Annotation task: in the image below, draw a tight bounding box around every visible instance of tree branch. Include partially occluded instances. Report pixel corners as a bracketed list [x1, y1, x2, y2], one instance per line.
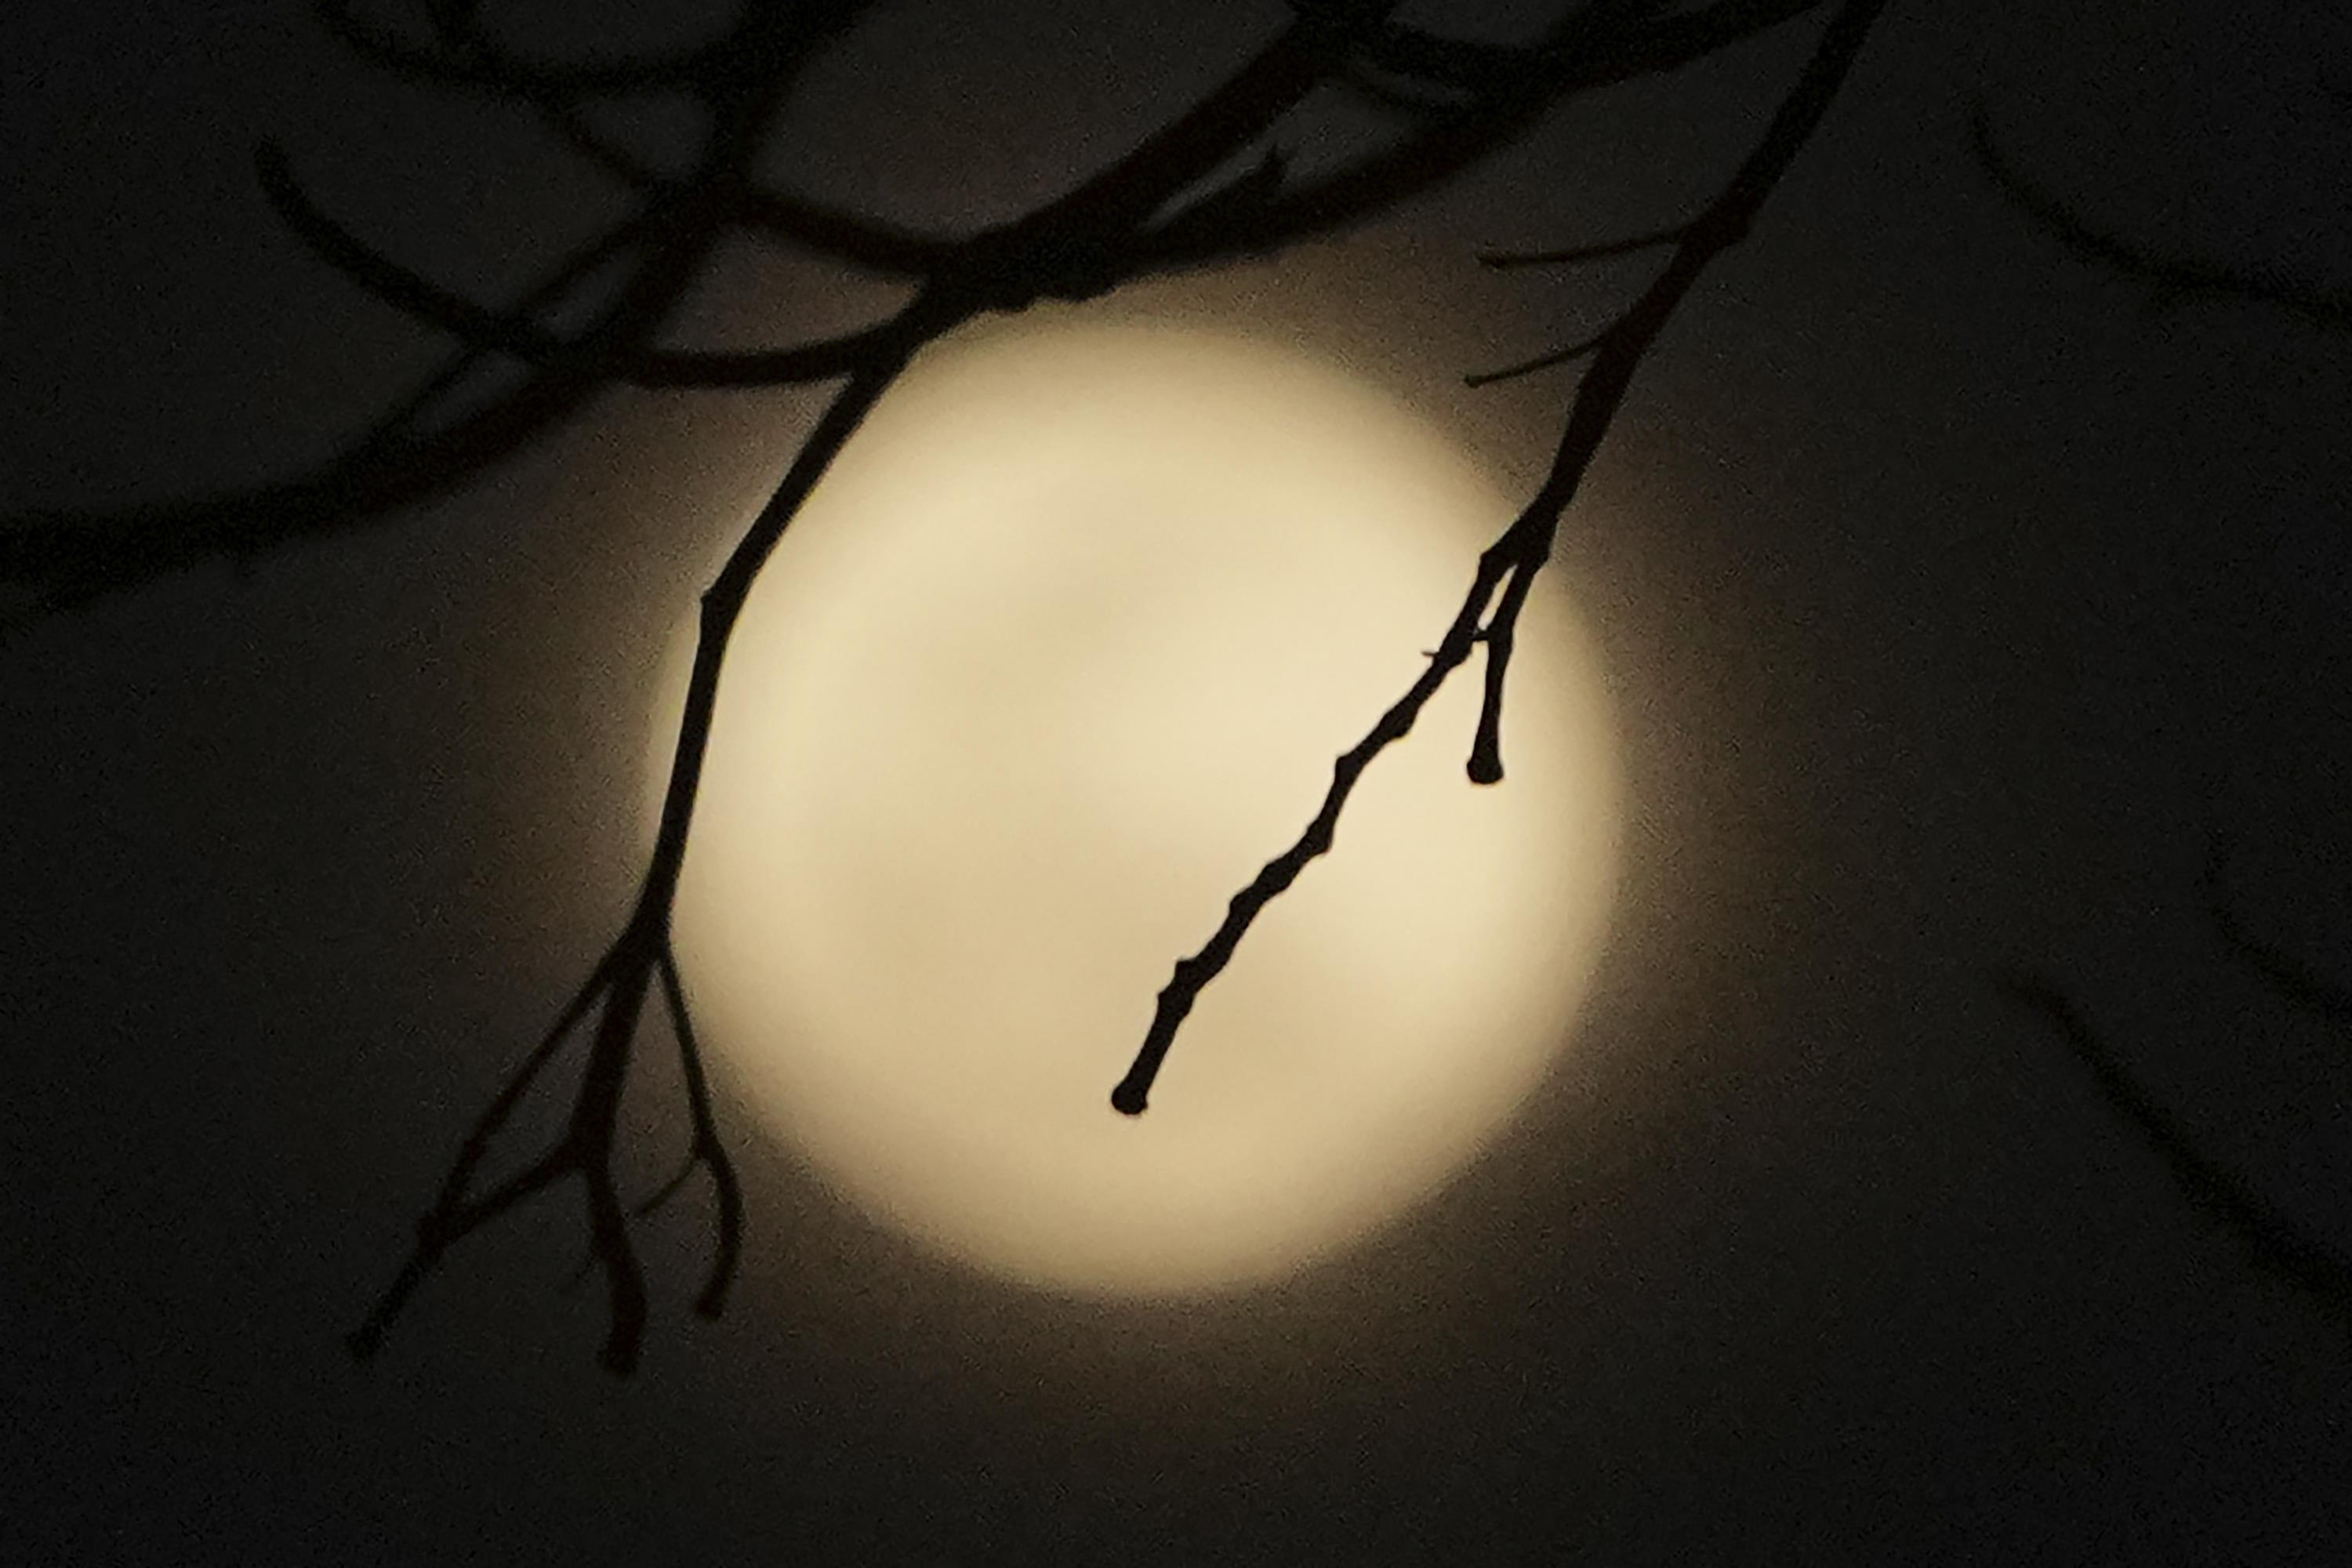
[657, 947, 744, 1318]
[1134, 1, 1826, 273]
[537, 101, 958, 278]
[1972, 105, 2352, 332]
[1479, 223, 1693, 269]
[256, 142, 914, 387]
[311, 0, 729, 100]
[1464, 324, 1616, 387]
[1113, 0, 1893, 1112]
[2000, 973, 2352, 1323]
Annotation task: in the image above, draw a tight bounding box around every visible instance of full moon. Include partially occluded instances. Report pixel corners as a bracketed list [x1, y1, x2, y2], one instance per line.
[663, 318, 1621, 1296]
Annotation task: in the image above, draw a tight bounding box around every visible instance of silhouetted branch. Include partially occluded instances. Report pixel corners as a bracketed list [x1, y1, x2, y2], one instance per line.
[2000, 973, 2352, 1323]
[314, 0, 725, 100]
[656, 948, 743, 1316]
[258, 142, 917, 387]
[1330, 0, 1818, 97]
[0, 3, 924, 615]
[540, 103, 956, 277]
[1135, 1, 1827, 274]
[1464, 324, 1616, 387]
[1113, 0, 1892, 1112]
[0, 0, 1827, 614]
[554, 955, 740, 1309]
[1109, 528, 1538, 1115]
[1480, 223, 1693, 268]
[1972, 106, 2352, 332]
[349, 943, 632, 1367]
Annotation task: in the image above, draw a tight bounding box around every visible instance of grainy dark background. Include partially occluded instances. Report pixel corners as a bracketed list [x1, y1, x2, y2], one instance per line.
[5, 2, 2350, 1559]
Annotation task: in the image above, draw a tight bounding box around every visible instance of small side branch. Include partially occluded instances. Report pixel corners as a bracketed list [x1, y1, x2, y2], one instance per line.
[1464, 325, 1614, 387]
[538, 103, 956, 278]
[655, 949, 743, 1317]
[1479, 223, 1693, 269]
[257, 143, 913, 388]
[348, 931, 732, 1374]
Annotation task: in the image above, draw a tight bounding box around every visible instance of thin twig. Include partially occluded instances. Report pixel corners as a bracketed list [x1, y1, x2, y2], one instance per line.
[659, 946, 744, 1317]
[2000, 972, 2352, 1323]
[256, 142, 912, 387]
[1479, 223, 1693, 268]
[1972, 104, 2352, 332]
[1463, 324, 1615, 387]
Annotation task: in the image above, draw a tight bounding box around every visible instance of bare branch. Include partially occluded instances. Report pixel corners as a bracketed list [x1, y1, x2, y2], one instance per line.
[1135, 1, 1828, 272]
[539, 102, 957, 278]
[659, 948, 743, 1317]
[1464, 324, 1615, 386]
[1331, 1, 1817, 97]
[2000, 973, 2352, 1323]
[312, 0, 727, 100]
[256, 142, 911, 388]
[347, 955, 613, 1363]
[1114, 0, 1894, 1112]
[1973, 106, 2352, 332]
[1109, 530, 1534, 1116]
[1480, 223, 1693, 268]
[0, 203, 671, 612]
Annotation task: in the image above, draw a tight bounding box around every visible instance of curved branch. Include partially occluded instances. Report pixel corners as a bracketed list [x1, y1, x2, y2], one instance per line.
[1338, 0, 1820, 98]
[1135, 1, 1825, 271]
[312, 0, 725, 101]
[1973, 106, 2352, 332]
[1464, 323, 1615, 386]
[0, 354, 605, 612]
[2001, 973, 2352, 1323]
[1480, 223, 1693, 268]
[256, 141, 621, 365]
[257, 142, 914, 387]
[657, 949, 743, 1317]
[1301, 1, 1818, 98]
[539, 102, 956, 277]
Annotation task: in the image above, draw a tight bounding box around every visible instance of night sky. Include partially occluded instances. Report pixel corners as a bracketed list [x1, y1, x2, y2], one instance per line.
[7, 2, 2352, 1560]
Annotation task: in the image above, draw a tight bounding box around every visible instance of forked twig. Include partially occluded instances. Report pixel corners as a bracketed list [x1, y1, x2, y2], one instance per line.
[1114, 0, 1892, 1112]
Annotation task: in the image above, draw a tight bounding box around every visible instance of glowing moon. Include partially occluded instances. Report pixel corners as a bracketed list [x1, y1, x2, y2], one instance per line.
[665, 318, 1620, 1295]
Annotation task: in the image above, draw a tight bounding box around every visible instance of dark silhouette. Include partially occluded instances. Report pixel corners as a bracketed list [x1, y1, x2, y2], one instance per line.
[1, 0, 1890, 1372]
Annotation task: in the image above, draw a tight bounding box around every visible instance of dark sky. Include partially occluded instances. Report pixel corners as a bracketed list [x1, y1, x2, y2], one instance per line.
[6, 2, 2352, 1560]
